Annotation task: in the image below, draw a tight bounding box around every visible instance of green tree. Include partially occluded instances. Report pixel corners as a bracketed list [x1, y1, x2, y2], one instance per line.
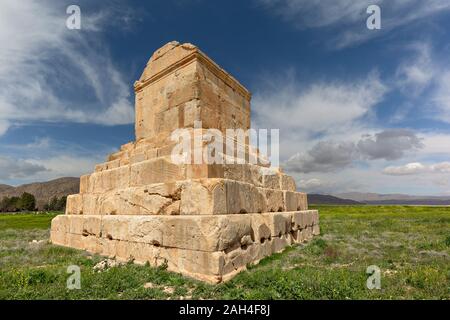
[0, 197, 10, 212]
[18, 192, 36, 211]
[48, 196, 58, 211]
[3, 196, 20, 212]
[56, 196, 67, 211]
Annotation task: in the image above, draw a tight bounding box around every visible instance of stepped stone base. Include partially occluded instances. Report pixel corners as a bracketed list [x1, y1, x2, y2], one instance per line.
[51, 211, 319, 283]
[50, 41, 321, 283]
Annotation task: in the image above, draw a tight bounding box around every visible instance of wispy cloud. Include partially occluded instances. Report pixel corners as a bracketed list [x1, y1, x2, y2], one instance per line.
[252, 71, 386, 138]
[257, 0, 450, 49]
[0, 0, 134, 136]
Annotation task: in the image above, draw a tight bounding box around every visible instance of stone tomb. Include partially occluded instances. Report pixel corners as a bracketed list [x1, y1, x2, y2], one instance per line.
[50, 41, 320, 283]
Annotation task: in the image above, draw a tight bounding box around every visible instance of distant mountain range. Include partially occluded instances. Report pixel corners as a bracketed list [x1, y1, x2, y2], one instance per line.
[307, 194, 362, 205]
[333, 192, 450, 205]
[0, 177, 80, 210]
[1, 177, 449, 208]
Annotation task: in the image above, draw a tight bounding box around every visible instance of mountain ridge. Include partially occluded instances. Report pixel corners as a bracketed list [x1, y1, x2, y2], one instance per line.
[0, 177, 80, 210]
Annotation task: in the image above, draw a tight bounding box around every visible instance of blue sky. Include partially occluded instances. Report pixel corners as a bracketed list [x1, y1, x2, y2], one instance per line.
[1, 0, 450, 195]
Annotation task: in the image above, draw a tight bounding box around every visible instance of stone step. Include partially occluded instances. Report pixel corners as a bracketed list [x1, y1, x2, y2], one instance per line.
[51, 211, 319, 283]
[70, 179, 306, 216]
[84, 158, 296, 194]
[52, 211, 318, 252]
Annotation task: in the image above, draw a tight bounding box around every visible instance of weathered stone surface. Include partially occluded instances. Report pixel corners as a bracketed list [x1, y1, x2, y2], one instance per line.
[51, 41, 320, 283]
[51, 212, 315, 284]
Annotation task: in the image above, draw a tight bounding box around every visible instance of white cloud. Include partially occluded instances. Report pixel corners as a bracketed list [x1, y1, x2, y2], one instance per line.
[396, 43, 434, 94]
[432, 71, 450, 123]
[28, 155, 101, 180]
[382, 162, 427, 175]
[430, 162, 450, 173]
[284, 129, 423, 174]
[258, 0, 450, 49]
[298, 178, 323, 190]
[0, 0, 134, 136]
[393, 43, 450, 124]
[253, 71, 386, 137]
[383, 161, 450, 175]
[357, 129, 424, 160]
[0, 156, 49, 180]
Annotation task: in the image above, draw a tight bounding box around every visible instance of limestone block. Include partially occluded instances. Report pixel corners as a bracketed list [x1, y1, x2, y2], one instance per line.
[130, 157, 183, 186]
[75, 214, 252, 252]
[145, 148, 158, 160]
[121, 142, 135, 153]
[312, 224, 320, 236]
[66, 233, 84, 250]
[284, 192, 308, 211]
[281, 175, 297, 191]
[290, 229, 301, 244]
[163, 248, 224, 281]
[107, 151, 127, 162]
[261, 212, 292, 237]
[226, 180, 266, 214]
[298, 192, 308, 211]
[262, 172, 281, 190]
[284, 191, 298, 211]
[180, 179, 227, 215]
[119, 158, 130, 166]
[50, 229, 66, 246]
[80, 175, 90, 193]
[99, 238, 119, 258]
[82, 194, 100, 215]
[154, 107, 180, 135]
[106, 166, 131, 190]
[81, 235, 103, 254]
[304, 226, 313, 241]
[165, 200, 180, 215]
[130, 153, 146, 165]
[183, 99, 201, 127]
[67, 215, 85, 234]
[272, 234, 292, 253]
[157, 143, 179, 157]
[97, 183, 183, 215]
[305, 211, 314, 227]
[185, 164, 224, 179]
[222, 245, 254, 276]
[139, 41, 197, 83]
[88, 166, 130, 193]
[95, 163, 107, 172]
[292, 211, 307, 230]
[107, 159, 121, 170]
[312, 210, 320, 225]
[50, 215, 69, 245]
[223, 164, 244, 181]
[250, 214, 271, 243]
[298, 229, 307, 243]
[66, 194, 83, 215]
[264, 189, 284, 212]
[242, 164, 263, 187]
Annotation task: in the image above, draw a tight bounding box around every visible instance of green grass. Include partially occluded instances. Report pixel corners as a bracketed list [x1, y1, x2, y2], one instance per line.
[0, 212, 59, 230]
[0, 206, 449, 300]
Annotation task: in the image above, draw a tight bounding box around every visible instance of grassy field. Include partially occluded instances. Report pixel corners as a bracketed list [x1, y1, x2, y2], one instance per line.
[0, 206, 448, 300]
